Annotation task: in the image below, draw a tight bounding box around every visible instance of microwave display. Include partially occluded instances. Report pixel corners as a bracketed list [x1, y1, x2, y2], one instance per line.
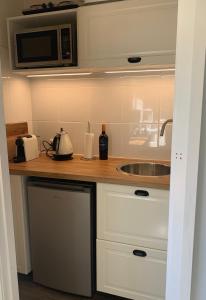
[15, 25, 77, 68]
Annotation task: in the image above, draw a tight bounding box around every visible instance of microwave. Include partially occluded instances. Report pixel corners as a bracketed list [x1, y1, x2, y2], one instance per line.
[15, 24, 77, 68]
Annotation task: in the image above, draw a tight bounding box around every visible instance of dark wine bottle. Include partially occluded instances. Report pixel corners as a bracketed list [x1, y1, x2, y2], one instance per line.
[99, 124, 108, 160]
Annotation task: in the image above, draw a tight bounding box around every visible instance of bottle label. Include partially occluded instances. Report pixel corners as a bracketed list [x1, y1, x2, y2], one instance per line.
[100, 142, 107, 149]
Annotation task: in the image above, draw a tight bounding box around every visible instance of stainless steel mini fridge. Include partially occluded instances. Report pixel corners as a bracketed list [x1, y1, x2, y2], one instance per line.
[27, 177, 96, 297]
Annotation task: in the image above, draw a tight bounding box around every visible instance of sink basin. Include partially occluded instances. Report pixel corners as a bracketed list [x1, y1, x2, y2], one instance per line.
[117, 163, 170, 177]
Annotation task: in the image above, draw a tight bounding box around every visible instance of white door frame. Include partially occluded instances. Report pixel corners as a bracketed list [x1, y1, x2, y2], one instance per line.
[0, 69, 19, 299]
[0, 1, 205, 300]
[166, 0, 206, 299]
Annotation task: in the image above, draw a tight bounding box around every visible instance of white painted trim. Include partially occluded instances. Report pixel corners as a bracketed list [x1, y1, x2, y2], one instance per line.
[191, 58, 206, 300]
[0, 257, 4, 300]
[10, 175, 32, 274]
[0, 61, 19, 299]
[0, 2, 205, 300]
[166, 0, 206, 300]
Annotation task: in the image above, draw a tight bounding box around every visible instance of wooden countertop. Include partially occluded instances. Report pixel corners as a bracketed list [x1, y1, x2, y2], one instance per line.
[9, 154, 170, 190]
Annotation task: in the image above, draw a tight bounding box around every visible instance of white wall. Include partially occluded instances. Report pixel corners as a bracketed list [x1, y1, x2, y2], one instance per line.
[3, 76, 32, 124]
[0, 0, 33, 131]
[0, 69, 19, 300]
[0, 46, 32, 129]
[30, 74, 174, 158]
[0, 46, 33, 131]
[0, 0, 26, 298]
[191, 62, 206, 300]
[0, 0, 23, 47]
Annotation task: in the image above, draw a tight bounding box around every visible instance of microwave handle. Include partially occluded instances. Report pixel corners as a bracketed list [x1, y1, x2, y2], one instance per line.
[57, 28, 62, 64]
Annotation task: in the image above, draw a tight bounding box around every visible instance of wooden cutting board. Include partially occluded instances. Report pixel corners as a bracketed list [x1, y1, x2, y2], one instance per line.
[6, 122, 28, 161]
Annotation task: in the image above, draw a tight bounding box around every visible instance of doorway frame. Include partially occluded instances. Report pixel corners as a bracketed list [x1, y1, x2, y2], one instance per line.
[166, 0, 206, 299]
[0, 74, 19, 299]
[1, 1, 206, 300]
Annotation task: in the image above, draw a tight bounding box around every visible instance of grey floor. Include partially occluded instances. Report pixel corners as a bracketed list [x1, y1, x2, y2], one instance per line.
[18, 274, 127, 300]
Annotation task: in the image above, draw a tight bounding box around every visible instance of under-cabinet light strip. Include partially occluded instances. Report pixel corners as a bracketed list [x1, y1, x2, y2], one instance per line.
[26, 72, 93, 78]
[26, 68, 175, 78]
[104, 68, 176, 74]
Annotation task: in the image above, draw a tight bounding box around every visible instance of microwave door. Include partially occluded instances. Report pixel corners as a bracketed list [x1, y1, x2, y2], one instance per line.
[15, 29, 62, 68]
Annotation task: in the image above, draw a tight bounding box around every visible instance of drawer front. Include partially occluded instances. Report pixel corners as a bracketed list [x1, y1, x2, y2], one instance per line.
[97, 183, 169, 250]
[97, 239, 167, 300]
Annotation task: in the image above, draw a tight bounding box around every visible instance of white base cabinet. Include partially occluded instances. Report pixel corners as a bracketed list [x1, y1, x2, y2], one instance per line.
[10, 175, 31, 274]
[97, 240, 167, 300]
[97, 183, 169, 300]
[78, 0, 178, 68]
[97, 183, 169, 251]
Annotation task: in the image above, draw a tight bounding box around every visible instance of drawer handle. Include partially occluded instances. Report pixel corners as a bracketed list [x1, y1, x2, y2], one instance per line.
[134, 190, 149, 197]
[128, 57, 142, 64]
[133, 250, 147, 257]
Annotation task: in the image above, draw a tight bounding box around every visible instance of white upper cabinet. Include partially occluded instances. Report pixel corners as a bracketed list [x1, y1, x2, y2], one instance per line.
[78, 0, 178, 68]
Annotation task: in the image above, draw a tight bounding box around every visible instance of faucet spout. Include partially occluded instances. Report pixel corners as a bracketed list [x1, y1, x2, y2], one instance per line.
[160, 119, 173, 136]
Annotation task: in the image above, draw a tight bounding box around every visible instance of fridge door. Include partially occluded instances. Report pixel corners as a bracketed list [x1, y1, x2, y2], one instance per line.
[27, 181, 95, 296]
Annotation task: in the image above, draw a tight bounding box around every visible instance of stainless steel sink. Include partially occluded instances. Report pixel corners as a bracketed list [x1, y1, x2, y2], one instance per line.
[117, 162, 170, 177]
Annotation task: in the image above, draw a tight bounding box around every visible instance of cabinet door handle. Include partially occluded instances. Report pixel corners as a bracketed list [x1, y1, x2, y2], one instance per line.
[134, 190, 149, 197]
[133, 249, 147, 257]
[128, 57, 142, 64]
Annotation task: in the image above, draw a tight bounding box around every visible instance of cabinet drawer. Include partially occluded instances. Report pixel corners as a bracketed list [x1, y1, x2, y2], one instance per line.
[97, 183, 169, 250]
[97, 239, 167, 300]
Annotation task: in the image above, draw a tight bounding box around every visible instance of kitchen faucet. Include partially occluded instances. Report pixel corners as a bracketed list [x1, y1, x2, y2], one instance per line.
[160, 119, 173, 136]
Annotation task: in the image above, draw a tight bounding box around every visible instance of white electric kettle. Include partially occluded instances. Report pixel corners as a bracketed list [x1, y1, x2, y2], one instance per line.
[53, 128, 73, 160]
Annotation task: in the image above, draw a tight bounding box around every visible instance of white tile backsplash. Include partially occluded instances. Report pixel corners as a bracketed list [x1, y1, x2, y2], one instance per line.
[159, 75, 175, 123]
[92, 123, 125, 157]
[59, 87, 93, 122]
[122, 77, 161, 124]
[30, 75, 175, 160]
[31, 88, 60, 121]
[33, 121, 60, 144]
[59, 122, 86, 154]
[122, 123, 158, 157]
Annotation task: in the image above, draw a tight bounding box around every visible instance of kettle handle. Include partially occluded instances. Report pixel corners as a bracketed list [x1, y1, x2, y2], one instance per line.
[53, 135, 60, 154]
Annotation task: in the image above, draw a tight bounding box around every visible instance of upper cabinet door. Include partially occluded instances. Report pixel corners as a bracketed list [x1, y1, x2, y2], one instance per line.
[78, 0, 178, 68]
